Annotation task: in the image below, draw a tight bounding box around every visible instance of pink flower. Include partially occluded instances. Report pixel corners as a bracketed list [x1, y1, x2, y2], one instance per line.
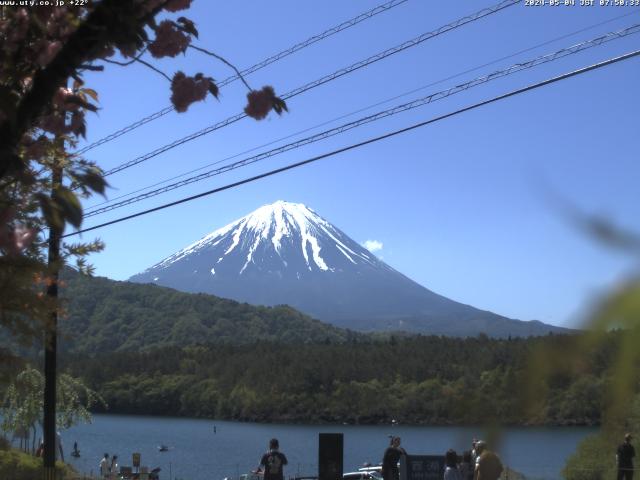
[165, 0, 192, 12]
[39, 114, 66, 135]
[8, 9, 30, 46]
[117, 43, 138, 59]
[53, 87, 73, 109]
[12, 226, 36, 253]
[148, 20, 190, 58]
[170, 71, 210, 112]
[0, 209, 35, 256]
[36, 40, 62, 67]
[136, 0, 165, 14]
[244, 86, 277, 120]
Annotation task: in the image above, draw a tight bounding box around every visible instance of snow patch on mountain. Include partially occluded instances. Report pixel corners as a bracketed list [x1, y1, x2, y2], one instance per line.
[148, 201, 377, 275]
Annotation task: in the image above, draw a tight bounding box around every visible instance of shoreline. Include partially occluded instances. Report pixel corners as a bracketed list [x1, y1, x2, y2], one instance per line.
[86, 410, 601, 428]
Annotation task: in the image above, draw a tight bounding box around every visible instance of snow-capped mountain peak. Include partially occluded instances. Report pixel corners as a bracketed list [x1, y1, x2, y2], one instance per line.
[129, 201, 570, 337]
[149, 200, 379, 277]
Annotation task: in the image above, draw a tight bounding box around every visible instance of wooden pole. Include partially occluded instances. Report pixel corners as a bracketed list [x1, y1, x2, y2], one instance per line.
[43, 165, 62, 480]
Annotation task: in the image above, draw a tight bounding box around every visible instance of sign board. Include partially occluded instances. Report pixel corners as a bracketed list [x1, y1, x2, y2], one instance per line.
[400, 455, 445, 480]
[318, 433, 343, 480]
[132, 452, 141, 468]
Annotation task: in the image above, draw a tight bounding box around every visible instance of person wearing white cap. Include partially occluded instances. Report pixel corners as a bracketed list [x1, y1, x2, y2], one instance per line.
[616, 433, 636, 480]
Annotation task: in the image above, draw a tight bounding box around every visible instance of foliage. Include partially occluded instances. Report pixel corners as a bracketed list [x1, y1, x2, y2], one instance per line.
[529, 215, 640, 478]
[0, 448, 76, 480]
[0, 366, 105, 452]
[0, 0, 287, 352]
[562, 394, 640, 480]
[60, 332, 629, 426]
[54, 269, 356, 351]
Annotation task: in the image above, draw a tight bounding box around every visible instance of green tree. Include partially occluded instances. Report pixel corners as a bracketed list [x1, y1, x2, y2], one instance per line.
[1, 366, 104, 453]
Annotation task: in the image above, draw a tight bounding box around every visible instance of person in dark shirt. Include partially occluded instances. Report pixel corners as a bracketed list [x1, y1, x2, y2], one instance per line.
[382, 436, 407, 480]
[617, 433, 636, 480]
[259, 438, 288, 480]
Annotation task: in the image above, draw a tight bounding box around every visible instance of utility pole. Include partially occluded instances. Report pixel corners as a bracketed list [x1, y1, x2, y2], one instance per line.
[43, 164, 62, 480]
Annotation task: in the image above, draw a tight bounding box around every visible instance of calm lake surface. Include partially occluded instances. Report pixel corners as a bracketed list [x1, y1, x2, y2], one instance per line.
[61, 414, 595, 480]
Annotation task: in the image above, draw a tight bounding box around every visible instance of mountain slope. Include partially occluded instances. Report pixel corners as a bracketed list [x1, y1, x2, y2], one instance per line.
[130, 201, 570, 337]
[59, 270, 355, 353]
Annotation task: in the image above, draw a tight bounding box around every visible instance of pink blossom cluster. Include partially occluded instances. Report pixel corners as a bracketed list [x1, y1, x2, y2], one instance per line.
[136, 0, 192, 14]
[148, 20, 191, 58]
[244, 86, 278, 120]
[36, 41, 63, 67]
[170, 72, 212, 112]
[165, 0, 193, 12]
[0, 209, 36, 256]
[0, 7, 76, 69]
[37, 87, 88, 136]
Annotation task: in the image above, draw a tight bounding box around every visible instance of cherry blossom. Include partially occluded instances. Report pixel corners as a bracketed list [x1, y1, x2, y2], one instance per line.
[170, 72, 210, 112]
[244, 86, 277, 120]
[37, 41, 63, 67]
[148, 21, 191, 58]
[165, 0, 193, 12]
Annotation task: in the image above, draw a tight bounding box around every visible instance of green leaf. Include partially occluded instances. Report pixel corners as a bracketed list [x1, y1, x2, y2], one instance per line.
[78, 169, 108, 196]
[82, 88, 99, 102]
[177, 17, 198, 38]
[272, 97, 288, 115]
[36, 193, 63, 231]
[208, 81, 219, 99]
[56, 187, 83, 228]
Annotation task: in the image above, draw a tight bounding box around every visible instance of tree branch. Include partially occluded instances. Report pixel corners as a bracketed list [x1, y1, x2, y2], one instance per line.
[0, 0, 169, 181]
[135, 58, 171, 82]
[101, 45, 149, 68]
[189, 44, 253, 91]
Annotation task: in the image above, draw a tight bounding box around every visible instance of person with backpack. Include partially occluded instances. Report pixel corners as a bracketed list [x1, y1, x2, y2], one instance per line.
[259, 438, 288, 480]
[473, 441, 503, 480]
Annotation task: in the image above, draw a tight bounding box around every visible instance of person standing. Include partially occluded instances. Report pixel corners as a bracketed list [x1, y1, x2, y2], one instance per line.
[459, 451, 474, 480]
[110, 454, 119, 479]
[382, 436, 407, 480]
[55, 431, 64, 462]
[444, 449, 462, 480]
[259, 438, 288, 480]
[473, 441, 503, 480]
[99, 453, 110, 479]
[617, 433, 636, 480]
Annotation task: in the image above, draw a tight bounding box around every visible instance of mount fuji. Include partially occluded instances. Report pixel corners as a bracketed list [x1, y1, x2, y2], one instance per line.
[129, 201, 569, 337]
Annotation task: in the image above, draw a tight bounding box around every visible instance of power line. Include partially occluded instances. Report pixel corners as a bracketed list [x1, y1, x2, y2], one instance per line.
[72, 0, 410, 156]
[64, 48, 640, 238]
[99, 0, 521, 178]
[83, 9, 640, 213]
[83, 23, 640, 218]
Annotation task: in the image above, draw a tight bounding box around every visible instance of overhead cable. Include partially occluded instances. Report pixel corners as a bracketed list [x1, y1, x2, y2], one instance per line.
[99, 0, 521, 178]
[72, 0, 411, 156]
[82, 9, 640, 212]
[64, 48, 640, 238]
[84, 23, 640, 218]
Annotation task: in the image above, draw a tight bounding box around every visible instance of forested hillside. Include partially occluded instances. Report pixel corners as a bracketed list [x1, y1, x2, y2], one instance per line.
[61, 333, 618, 426]
[59, 270, 356, 351]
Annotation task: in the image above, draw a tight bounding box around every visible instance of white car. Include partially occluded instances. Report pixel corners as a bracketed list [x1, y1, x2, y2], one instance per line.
[344, 471, 383, 480]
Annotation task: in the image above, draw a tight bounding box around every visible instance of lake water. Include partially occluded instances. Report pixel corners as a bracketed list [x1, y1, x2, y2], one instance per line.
[60, 414, 595, 480]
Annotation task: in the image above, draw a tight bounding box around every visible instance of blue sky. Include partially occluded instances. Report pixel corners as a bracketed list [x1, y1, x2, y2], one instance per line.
[75, 1, 640, 328]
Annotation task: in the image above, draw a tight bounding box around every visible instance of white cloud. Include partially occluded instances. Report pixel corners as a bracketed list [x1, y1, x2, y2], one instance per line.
[362, 239, 383, 253]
